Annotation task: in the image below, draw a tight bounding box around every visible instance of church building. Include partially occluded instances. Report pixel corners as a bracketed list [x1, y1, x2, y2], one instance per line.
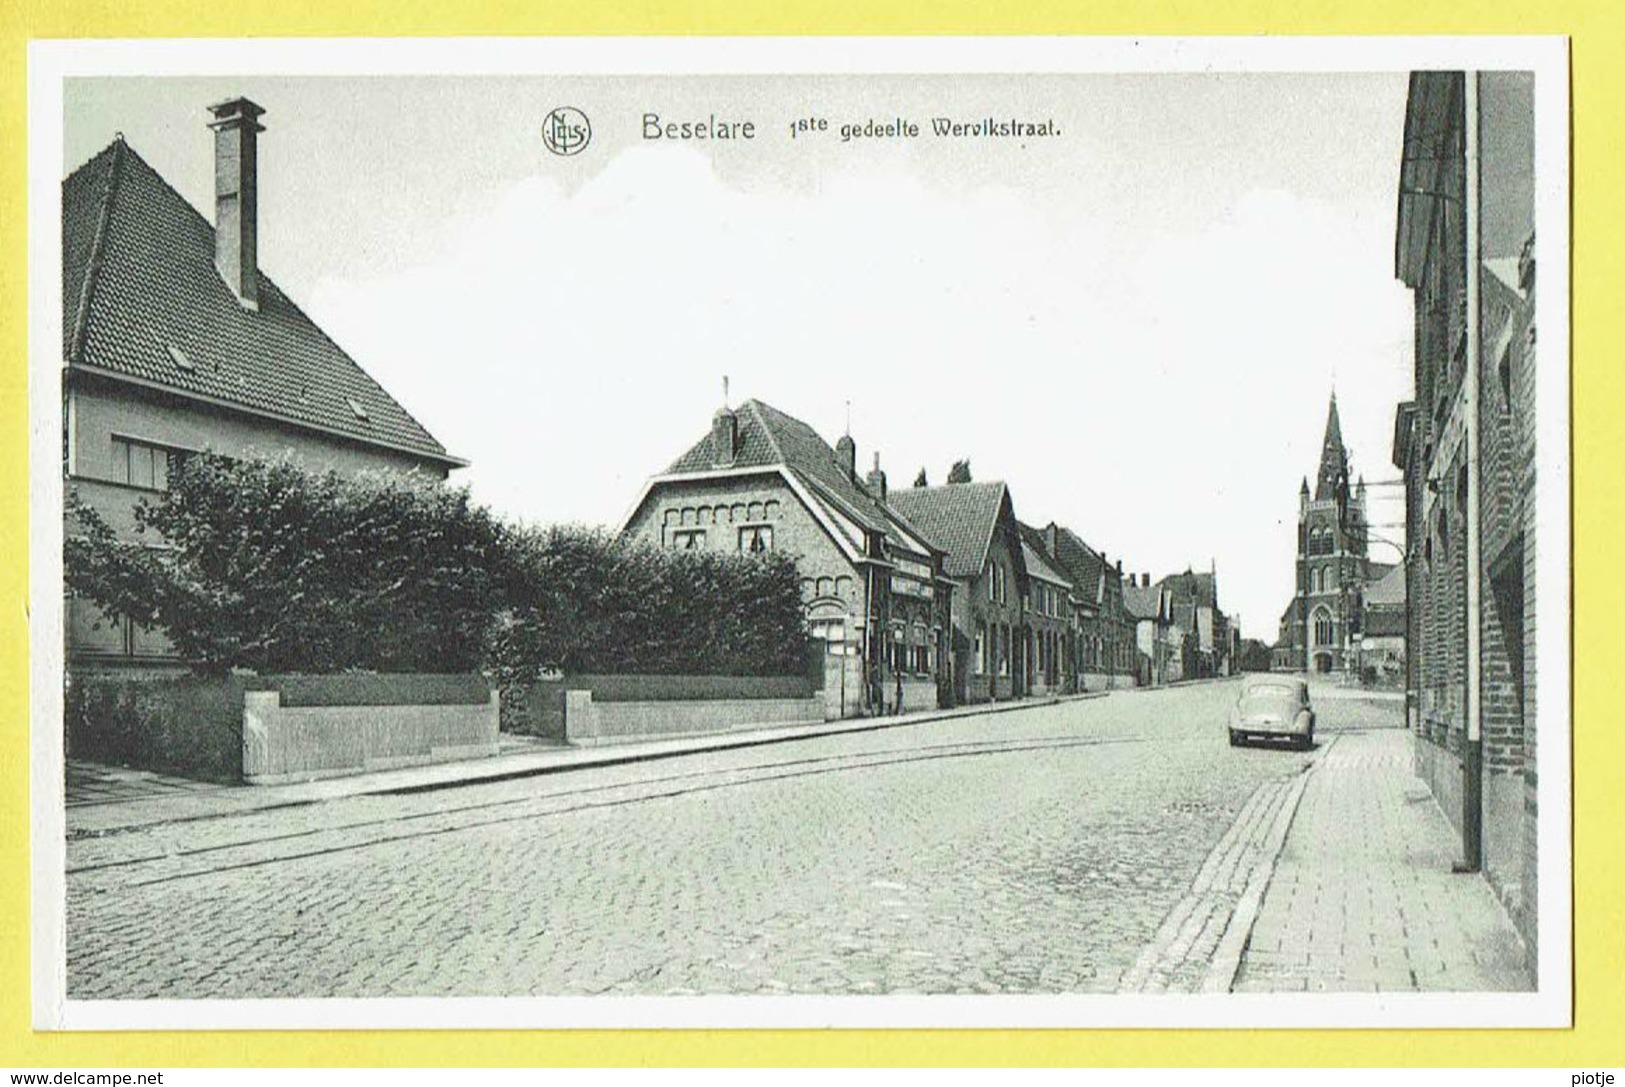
[1289, 394, 1375, 675]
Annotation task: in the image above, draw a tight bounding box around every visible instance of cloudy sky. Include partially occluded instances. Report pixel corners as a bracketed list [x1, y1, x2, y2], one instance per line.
[65, 72, 1415, 640]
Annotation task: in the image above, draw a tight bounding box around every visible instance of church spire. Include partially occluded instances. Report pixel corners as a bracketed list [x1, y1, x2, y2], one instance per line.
[1315, 392, 1350, 502]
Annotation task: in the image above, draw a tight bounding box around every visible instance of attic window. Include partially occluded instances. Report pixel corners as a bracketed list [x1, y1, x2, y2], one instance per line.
[166, 344, 195, 372]
[346, 397, 370, 422]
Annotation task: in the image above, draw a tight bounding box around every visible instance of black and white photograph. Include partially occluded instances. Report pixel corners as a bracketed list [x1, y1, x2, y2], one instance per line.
[27, 37, 1570, 1030]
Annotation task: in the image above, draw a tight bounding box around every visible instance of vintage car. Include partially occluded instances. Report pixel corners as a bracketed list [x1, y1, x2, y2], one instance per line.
[1228, 676, 1315, 749]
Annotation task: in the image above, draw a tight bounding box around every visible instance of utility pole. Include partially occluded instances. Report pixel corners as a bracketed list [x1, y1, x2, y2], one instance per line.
[1458, 71, 1485, 875]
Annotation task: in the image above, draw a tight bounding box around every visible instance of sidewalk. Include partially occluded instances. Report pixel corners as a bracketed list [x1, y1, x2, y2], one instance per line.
[65, 687, 1109, 837]
[1231, 728, 1532, 992]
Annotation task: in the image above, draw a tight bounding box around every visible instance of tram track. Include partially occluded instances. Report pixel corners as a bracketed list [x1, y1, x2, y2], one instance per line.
[69, 733, 1149, 888]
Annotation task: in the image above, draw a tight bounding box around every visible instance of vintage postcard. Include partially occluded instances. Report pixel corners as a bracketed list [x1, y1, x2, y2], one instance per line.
[27, 36, 1571, 1031]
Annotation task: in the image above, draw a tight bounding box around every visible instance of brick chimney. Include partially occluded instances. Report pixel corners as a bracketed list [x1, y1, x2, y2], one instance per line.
[208, 97, 266, 309]
[711, 405, 738, 467]
[866, 452, 887, 503]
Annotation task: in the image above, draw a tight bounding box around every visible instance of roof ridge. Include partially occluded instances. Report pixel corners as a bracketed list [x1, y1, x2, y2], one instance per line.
[67, 139, 124, 367]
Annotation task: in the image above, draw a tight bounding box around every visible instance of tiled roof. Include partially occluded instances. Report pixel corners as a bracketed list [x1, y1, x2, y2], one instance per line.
[1159, 569, 1218, 610]
[1020, 539, 1071, 589]
[1044, 524, 1107, 601]
[63, 138, 460, 466]
[664, 399, 934, 559]
[1015, 522, 1074, 589]
[1364, 562, 1407, 607]
[887, 481, 1011, 579]
[1122, 581, 1161, 620]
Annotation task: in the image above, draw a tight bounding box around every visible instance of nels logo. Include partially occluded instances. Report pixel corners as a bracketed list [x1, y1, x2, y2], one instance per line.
[542, 107, 591, 156]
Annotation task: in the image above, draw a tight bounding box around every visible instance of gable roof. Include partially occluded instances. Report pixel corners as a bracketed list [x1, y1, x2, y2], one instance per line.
[1122, 580, 1162, 621]
[1158, 569, 1218, 611]
[63, 138, 461, 467]
[1363, 562, 1407, 607]
[1019, 539, 1071, 589]
[1015, 522, 1075, 589]
[660, 398, 936, 560]
[887, 481, 1013, 579]
[1042, 523, 1108, 601]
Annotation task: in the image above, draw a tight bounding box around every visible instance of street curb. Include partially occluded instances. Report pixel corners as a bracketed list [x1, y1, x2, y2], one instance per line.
[379, 689, 1111, 796]
[1200, 734, 1334, 993]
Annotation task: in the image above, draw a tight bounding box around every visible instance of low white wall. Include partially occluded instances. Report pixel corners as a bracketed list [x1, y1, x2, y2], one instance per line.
[565, 691, 825, 746]
[243, 690, 500, 784]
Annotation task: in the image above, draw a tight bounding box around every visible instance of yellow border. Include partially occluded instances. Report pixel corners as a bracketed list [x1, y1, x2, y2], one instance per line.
[4, 1, 1622, 1070]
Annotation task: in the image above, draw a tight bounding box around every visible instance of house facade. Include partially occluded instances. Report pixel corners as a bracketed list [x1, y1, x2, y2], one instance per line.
[1392, 70, 1537, 954]
[620, 399, 953, 718]
[1358, 563, 1408, 684]
[1124, 574, 1180, 686]
[63, 99, 464, 669]
[1039, 525, 1138, 692]
[1017, 524, 1076, 696]
[1157, 567, 1232, 679]
[888, 481, 1028, 705]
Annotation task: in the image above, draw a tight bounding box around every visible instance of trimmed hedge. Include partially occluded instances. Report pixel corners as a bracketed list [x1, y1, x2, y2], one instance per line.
[566, 674, 816, 703]
[65, 673, 245, 783]
[249, 673, 492, 708]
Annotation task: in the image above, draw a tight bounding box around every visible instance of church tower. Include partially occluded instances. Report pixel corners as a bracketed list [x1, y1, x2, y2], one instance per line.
[1295, 393, 1369, 673]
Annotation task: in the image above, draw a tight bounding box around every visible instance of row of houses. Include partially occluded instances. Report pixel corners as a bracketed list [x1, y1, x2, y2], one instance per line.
[618, 396, 1240, 717]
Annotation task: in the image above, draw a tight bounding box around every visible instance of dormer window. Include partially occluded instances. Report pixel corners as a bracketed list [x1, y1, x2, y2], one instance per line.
[346, 397, 370, 422]
[166, 343, 195, 372]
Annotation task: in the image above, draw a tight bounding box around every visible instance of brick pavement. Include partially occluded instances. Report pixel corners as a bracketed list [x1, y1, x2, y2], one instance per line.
[67, 683, 1301, 999]
[1232, 727, 1532, 992]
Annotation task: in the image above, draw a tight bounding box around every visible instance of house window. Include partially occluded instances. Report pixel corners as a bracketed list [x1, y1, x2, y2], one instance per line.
[998, 625, 1011, 676]
[112, 437, 182, 491]
[671, 528, 706, 550]
[810, 615, 853, 655]
[738, 524, 773, 553]
[974, 624, 987, 674]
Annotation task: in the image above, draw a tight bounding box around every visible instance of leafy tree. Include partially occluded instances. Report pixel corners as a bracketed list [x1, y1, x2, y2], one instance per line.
[947, 459, 973, 484]
[912, 468, 928, 488]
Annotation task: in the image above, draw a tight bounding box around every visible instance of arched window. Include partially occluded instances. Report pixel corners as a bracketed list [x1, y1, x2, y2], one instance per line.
[1312, 606, 1334, 647]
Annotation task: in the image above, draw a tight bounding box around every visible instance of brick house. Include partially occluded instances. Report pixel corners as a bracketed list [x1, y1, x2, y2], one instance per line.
[1123, 573, 1179, 686]
[1016, 522, 1076, 696]
[1392, 70, 1537, 956]
[620, 398, 953, 718]
[63, 99, 464, 669]
[1357, 562, 1407, 684]
[1034, 525, 1137, 692]
[888, 481, 1028, 705]
[1156, 567, 1233, 679]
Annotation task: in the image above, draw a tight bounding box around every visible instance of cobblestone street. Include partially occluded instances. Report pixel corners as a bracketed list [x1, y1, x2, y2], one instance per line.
[66, 680, 1402, 999]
